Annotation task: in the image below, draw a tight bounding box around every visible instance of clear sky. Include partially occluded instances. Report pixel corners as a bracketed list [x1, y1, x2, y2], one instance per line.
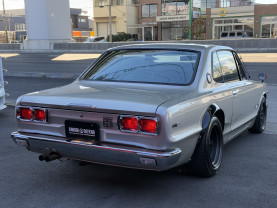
[0, 0, 93, 18]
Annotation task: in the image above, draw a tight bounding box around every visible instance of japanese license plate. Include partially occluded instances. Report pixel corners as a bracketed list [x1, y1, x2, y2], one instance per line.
[65, 120, 99, 141]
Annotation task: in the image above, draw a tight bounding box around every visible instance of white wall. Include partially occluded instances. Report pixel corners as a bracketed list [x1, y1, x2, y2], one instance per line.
[126, 0, 138, 34]
[24, 0, 71, 40]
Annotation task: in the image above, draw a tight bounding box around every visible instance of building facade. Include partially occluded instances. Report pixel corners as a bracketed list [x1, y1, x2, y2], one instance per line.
[207, 4, 277, 39]
[93, 0, 138, 38]
[71, 8, 94, 42]
[0, 9, 26, 43]
[137, 0, 277, 41]
[139, 0, 191, 41]
[138, 0, 219, 41]
[0, 8, 93, 43]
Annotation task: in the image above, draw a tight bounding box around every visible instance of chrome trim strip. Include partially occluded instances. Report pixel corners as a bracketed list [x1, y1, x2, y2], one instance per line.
[11, 132, 181, 158]
[67, 103, 96, 108]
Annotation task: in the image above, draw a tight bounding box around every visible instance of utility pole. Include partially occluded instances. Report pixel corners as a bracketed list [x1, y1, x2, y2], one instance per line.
[2, 0, 8, 43]
[189, 0, 193, 40]
[109, 0, 112, 42]
[8, 14, 11, 42]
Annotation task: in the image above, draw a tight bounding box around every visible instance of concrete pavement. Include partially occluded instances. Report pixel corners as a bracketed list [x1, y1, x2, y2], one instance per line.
[1, 53, 100, 79]
[1, 105, 277, 208]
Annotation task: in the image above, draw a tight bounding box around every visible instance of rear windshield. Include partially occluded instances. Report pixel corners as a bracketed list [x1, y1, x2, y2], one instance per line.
[82, 50, 200, 85]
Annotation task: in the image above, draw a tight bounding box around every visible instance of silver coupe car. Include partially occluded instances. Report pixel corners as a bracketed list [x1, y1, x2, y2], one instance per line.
[11, 44, 268, 177]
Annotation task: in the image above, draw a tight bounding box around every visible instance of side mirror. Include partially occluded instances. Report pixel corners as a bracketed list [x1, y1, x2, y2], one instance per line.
[258, 74, 267, 82]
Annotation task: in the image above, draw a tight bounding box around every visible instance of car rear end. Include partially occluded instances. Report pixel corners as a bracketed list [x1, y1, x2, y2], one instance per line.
[11, 45, 202, 171]
[12, 93, 183, 171]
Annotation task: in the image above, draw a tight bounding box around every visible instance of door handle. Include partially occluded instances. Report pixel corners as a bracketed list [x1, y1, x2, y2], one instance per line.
[232, 90, 238, 96]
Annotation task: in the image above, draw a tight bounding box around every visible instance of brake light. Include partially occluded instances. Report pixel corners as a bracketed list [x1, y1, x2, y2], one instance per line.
[16, 107, 48, 123]
[34, 109, 47, 122]
[119, 116, 158, 135]
[121, 117, 138, 131]
[19, 108, 32, 120]
[139, 119, 157, 134]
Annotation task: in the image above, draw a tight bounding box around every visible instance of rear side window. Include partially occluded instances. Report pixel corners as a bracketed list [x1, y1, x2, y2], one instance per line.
[82, 50, 200, 85]
[217, 51, 240, 82]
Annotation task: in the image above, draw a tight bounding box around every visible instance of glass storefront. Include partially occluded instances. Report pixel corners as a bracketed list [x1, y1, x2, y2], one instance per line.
[261, 16, 277, 38]
[162, 21, 189, 40]
[213, 17, 254, 39]
[160, 1, 189, 40]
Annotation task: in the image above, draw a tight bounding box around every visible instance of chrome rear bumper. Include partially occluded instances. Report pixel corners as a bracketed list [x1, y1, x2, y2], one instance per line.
[11, 132, 182, 171]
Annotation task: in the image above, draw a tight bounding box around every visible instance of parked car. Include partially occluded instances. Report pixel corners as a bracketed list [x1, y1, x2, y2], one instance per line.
[220, 31, 249, 39]
[0, 58, 7, 111]
[11, 44, 268, 177]
[84, 36, 106, 43]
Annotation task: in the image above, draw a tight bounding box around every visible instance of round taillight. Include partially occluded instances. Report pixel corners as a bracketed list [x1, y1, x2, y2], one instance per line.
[139, 119, 157, 134]
[121, 117, 138, 131]
[34, 109, 46, 122]
[20, 108, 32, 120]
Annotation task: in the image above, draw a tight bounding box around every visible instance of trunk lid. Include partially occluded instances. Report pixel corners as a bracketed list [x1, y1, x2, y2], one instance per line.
[19, 80, 185, 114]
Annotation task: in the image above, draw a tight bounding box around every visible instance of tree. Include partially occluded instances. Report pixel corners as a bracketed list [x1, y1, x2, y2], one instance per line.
[191, 17, 206, 40]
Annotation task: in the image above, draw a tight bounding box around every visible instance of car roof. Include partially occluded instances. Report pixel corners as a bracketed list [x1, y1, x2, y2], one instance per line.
[107, 43, 221, 52]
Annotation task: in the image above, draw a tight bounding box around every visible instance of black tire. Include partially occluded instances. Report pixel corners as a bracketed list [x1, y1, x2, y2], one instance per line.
[249, 97, 267, 134]
[188, 117, 223, 177]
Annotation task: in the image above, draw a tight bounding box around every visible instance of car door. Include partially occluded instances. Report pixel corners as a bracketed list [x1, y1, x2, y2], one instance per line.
[216, 50, 258, 132]
[211, 51, 234, 140]
[232, 52, 261, 128]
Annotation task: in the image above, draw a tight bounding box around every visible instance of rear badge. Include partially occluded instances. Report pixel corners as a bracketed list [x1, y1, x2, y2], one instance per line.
[103, 117, 113, 128]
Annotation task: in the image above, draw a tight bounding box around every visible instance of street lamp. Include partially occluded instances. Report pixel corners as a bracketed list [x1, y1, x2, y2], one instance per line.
[2, 0, 8, 43]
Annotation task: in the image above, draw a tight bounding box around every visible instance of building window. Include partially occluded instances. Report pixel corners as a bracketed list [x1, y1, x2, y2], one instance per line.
[15, 23, 26, 31]
[132, 0, 138, 5]
[220, 0, 230, 7]
[79, 19, 87, 23]
[261, 16, 277, 38]
[213, 17, 254, 39]
[95, 0, 123, 7]
[112, 0, 123, 6]
[95, 0, 108, 6]
[142, 4, 157, 18]
[162, 0, 189, 16]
